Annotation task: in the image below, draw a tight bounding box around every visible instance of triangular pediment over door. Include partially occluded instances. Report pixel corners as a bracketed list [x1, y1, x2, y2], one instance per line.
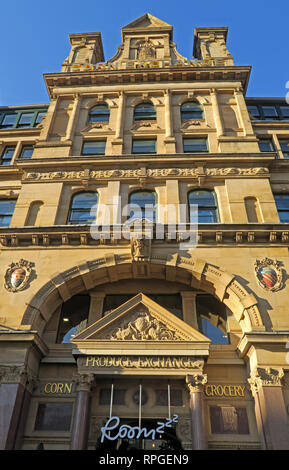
[72, 293, 210, 358]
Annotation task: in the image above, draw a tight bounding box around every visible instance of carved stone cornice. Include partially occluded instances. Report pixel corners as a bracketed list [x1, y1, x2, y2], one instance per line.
[248, 367, 285, 396]
[73, 373, 95, 392]
[186, 372, 207, 394]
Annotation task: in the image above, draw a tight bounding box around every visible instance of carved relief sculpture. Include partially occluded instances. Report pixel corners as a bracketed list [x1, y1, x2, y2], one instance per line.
[137, 40, 156, 60]
[109, 310, 182, 341]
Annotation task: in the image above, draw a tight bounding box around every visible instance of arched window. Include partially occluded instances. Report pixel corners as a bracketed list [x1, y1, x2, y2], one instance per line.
[68, 192, 98, 225]
[196, 294, 230, 344]
[181, 101, 203, 121]
[134, 102, 156, 121]
[88, 104, 110, 123]
[128, 190, 156, 222]
[57, 294, 90, 344]
[188, 190, 218, 223]
[244, 197, 262, 223]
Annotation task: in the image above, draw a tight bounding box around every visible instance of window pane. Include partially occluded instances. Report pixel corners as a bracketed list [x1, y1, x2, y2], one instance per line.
[189, 190, 216, 207]
[134, 103, 156, 120]
[280, 106, 289, 119]
[247, 106, 260, 118]
[262, 106, 278, 119]
[1, 147, 15, 165]
[89, 105, 110, 122]
[258, 139, 274, 152]
[82, 141, 106, 155]
[99, 389, 126, 405]
[20, 146, 34, 159]
[35, 403, 73, 431]
[36, 112, 46, 124]
[1, 113, 17, 127]
[132, 139, 156, 154]
[129, 191, 156, 221]
[57, 295, 90, 343]
[197, 208, 218, 223]
[156, 390, 183, 406]
[71, 192, 98, 209]
[274, 195, 289, 210]
[183, 138, 208, 153]
[0, 200, 16, 226]
[69, 192, 98, 224]
[181, 102, 203, 120]
[18, 113, 34, 127]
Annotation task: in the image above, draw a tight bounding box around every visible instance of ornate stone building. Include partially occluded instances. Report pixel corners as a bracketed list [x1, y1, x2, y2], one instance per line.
[1, 13, 289, 450]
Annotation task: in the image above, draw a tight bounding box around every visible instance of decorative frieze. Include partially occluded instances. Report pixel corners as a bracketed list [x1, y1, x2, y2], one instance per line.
[22, 166, 270, 183]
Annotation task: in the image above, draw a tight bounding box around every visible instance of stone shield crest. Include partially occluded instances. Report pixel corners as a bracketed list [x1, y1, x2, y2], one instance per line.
[4, 259, 34, 292]
[254, 258, 283, 292]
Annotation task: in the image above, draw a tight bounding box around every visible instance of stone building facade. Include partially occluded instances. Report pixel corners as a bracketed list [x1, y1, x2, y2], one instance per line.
[1, 13, 289, 450]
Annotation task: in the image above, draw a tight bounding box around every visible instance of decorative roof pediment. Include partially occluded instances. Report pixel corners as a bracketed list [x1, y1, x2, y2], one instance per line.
[72, 293, 210, 345]
[122, 13, 173, 37]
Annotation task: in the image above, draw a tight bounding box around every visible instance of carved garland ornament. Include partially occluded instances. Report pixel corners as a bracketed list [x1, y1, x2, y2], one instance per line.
[109, 310, 182, 341]
[4, 259, 34, 292]
[254, 257, 284, 292]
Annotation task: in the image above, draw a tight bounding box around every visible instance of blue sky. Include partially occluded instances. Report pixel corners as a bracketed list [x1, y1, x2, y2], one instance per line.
[0, 0, 288, 106]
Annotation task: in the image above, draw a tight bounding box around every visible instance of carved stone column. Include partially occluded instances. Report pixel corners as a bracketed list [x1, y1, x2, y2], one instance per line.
[210, 88, 224, 137]
[248, 367, 289, 450]
[186, 372, 208, 450]
[70, 373, 95, 450]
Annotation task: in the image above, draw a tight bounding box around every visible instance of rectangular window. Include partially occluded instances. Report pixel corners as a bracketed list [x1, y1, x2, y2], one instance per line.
[155, 390, 183, 406]
[1, 146, 16, 166]
[82, 141, 106, 155]
[247, 105, 260, 119]
[132, 139, 156, 154]
[274, 194, 289, 222]
[258, 139, 275, 152]
[34, 403, 73, 431]
[0, 113, 17, 128]
[262, 106, 278, 120]
[35, 112, 46, 124]
[19, 146, 34, 159]
[18, 113, 34, 128]
[99, 389, 126, 405]
[279, 139, 289, 158]
[183, 138, 208, 153]
[210, 406, 249, 434]
[0, 199, 16, 227]
[280, 106, 289, 120]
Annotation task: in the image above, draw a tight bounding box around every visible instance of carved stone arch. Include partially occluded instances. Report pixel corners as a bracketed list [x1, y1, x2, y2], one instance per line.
[84, 97, 116, 112]
[178, 95, 207, 107]
[21, 254, 265, 336]
[130, 96, 159, 108]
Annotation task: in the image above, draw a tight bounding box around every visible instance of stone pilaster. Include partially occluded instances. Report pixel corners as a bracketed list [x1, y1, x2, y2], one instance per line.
[248, 367, 289, 450]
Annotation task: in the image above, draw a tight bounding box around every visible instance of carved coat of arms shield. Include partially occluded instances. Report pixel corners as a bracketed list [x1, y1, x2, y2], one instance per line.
[254, 258, 283, 292]
[4, 259, 34, 292]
